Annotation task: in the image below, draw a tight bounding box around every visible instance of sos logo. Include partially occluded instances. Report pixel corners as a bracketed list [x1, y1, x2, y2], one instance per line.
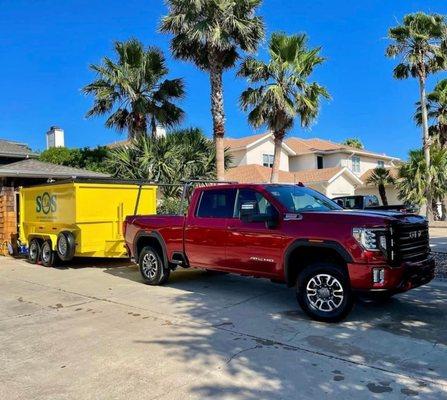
[36, 192, 57, 214]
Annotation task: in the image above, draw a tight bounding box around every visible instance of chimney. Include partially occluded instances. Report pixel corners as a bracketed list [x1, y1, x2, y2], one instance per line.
[46, 126, 65, 149]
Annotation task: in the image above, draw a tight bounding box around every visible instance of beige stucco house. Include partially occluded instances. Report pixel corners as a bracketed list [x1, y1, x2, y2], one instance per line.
[224, 132, 400, 202]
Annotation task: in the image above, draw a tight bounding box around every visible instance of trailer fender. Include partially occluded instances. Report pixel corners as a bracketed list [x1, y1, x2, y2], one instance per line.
[27, 234, 58, 251]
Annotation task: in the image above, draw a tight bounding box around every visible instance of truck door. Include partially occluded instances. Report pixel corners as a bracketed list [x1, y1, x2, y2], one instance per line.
[184, 188, 236, 269]
[226, 189, 284, 276]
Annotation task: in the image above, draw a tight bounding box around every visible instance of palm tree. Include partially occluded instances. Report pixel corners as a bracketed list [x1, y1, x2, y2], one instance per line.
[365, 167, 395, 206]
[108, 128, 232, 197]
[160, 0, 264, 180]
[398, 145, 447, 219]
[83, 39, 185, 139]
[386, 12, 447, 220]
[238, 32, 330, 183]
[341, 137, 363, 149]
[415, 79, 447, 147]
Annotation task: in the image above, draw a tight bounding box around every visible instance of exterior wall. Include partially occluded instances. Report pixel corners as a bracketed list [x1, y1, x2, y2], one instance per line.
[326, 175, 356, 198]
[348, 154, 393, 176]
[229, 149, 247, 167]
[0, 186, 17, 255]
[289, 154, 316, 171]
[355, 185, 400, 206]
[244, 137, 289, 170]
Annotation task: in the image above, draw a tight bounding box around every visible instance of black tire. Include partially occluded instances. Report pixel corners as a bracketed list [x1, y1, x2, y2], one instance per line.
[296, 263, 354, 323]
[138, 246, 170, 285]
[41, 240, 56, 268]
[28, 239, 41, 264]
[56, 231, 76, 261]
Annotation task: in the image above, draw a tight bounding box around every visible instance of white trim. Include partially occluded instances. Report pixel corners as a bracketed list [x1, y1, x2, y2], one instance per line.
[328, 167, 363, 185]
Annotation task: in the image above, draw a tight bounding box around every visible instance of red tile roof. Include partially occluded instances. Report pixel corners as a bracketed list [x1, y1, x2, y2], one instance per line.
[225, 164, 344, 184]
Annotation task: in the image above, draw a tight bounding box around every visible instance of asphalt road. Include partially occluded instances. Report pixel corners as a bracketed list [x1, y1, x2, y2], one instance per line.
[1, 257, 446, 400]
[430, 228, 447, 253]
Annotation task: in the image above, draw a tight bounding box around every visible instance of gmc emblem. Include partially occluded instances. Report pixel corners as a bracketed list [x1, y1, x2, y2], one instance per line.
[409, 231, 423, 239]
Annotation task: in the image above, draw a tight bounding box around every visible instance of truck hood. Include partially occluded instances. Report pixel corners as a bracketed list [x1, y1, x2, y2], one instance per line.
[294, 209, 426, 226]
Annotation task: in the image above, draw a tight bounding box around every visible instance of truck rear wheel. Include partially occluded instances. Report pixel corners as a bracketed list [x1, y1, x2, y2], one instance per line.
[139, 246, 170, 285]
[28, 239, 41, 264]
[296, 263, 353, 323]
[41, 240, 56, 268]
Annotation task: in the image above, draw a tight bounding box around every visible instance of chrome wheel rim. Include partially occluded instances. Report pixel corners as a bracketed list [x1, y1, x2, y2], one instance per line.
[306, 274, 344, 312]
[142, 253, 158, 279]
[42, 243, 51, 263]
[29, 242, 38, 260]
[58, 236, 67, 256]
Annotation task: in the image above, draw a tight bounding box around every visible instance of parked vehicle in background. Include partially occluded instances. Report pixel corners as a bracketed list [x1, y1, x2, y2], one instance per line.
[20, 180, 156, 267]
[332, 195, 418, 213]
[124, 183, 434, 322]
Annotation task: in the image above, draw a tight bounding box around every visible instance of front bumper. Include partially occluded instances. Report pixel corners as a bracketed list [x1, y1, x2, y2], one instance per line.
[347, 256, 435, 292]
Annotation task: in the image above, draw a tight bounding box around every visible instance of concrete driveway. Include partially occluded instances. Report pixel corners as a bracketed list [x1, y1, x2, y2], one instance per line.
[430, 228, 447, 253]
[1, 257, 446, 400]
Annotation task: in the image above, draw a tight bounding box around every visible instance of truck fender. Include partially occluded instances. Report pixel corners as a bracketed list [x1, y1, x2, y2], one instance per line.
[134, 231, 168, 267]
[283, 239, 353, 287]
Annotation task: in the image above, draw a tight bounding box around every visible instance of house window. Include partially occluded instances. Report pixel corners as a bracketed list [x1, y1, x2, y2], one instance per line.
[351, 156, 360, 173]
[377, 160, 385, 168]
[262, 154, 274, 168]
[317, 155, 324, 169]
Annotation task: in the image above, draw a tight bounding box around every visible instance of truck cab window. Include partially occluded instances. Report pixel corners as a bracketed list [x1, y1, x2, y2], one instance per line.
[196, 189, 236, 218]
[234, 189, 274, 218]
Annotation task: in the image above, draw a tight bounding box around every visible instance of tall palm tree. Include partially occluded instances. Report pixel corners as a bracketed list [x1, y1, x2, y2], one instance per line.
[386, 12, 447, 220]
[415, 79, 447, 147]
[398, 145, 447, 219]
[239, 32, 329, 183]
[160, 0, 264, 180]
[83, 39, 185, 139]
[365, 167, 395, 206]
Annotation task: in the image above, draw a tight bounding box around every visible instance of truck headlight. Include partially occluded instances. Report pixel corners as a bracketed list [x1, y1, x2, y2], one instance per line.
[353, 228, 387, 252]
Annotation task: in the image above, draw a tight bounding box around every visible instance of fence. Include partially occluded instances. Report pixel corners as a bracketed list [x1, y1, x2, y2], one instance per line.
[0, 187, 17, 256]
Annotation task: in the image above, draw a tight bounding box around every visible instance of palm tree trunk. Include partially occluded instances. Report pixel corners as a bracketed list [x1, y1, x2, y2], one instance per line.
[418, 75, 433, 221]
[379, 184, 388, 206]
[209, 60, 226, 181]
[270, 131, 284, 183]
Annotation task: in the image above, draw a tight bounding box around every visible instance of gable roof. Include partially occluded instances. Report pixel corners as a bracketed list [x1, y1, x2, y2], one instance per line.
[225, 164, 361, 185]
[0, 159, 110, 179]
[285, 137, 398, 160]
[223, 133, 269, 151]
[0, 139, 38, 159]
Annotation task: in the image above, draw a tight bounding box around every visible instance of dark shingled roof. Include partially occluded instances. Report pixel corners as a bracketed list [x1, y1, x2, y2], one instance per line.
[0, 139, 38, 158]
[0, 159, 110, 179]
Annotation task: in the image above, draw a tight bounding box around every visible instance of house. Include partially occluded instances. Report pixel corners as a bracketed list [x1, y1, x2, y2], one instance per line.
[224, 132, 400, 201]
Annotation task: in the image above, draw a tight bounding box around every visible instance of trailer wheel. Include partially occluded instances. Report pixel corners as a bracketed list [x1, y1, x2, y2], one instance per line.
[28, 239, 41, 264]
[56, 231, 76, 261]
[41, 240, 56, 267]
[139, 246, 170, 285]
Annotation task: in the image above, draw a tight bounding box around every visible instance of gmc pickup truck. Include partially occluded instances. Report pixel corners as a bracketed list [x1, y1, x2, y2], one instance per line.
[124, 183, 435, 322]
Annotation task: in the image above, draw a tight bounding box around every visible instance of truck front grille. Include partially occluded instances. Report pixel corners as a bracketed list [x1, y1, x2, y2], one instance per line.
[393, 222, 430, 262]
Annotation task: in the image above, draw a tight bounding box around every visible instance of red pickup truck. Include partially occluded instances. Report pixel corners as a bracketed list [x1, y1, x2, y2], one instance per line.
[124, 183, 435, 322]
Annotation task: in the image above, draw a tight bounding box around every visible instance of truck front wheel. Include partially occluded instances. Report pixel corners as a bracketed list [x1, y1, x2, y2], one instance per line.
[296, 263, 354, 323]
[139, 246, 170, 285]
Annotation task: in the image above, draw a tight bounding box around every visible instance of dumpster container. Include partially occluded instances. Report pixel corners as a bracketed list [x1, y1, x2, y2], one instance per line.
[19, 180, 156, 266]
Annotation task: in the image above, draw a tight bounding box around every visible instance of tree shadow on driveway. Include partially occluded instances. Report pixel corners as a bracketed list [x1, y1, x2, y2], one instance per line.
[102, 265, 447, 399]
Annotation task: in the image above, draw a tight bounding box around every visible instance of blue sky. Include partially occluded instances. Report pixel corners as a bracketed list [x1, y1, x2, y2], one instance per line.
[1, 0, 446, 159]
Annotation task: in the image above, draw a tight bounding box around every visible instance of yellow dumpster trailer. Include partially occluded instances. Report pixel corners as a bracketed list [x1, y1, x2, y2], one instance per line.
[19, 180, 157, 266]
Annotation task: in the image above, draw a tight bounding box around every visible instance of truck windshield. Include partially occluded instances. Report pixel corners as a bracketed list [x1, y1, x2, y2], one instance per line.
[265, 185, 342, 213]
